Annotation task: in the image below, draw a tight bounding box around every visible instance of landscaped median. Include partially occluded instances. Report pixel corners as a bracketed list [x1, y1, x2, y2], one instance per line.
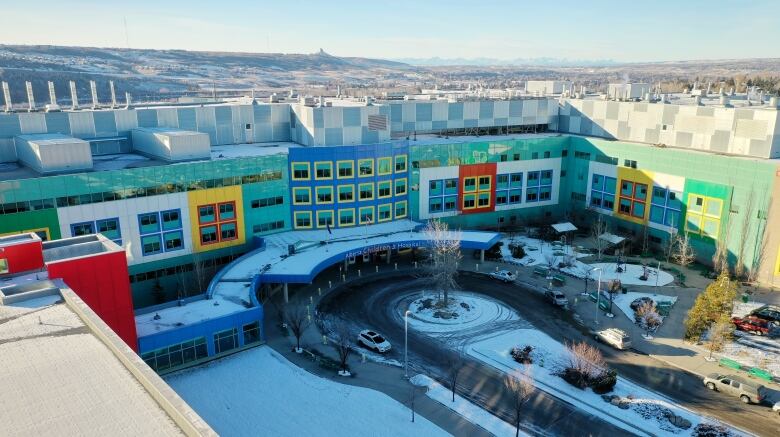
[466, 329, 741, 437]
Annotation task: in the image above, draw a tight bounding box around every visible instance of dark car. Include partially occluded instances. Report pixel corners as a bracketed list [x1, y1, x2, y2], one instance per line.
[732, 316, 773, 336]
[630, 297, 655, 311]
[749, 305, 780, 325]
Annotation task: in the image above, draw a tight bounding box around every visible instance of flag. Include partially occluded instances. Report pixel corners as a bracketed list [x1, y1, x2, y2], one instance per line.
[326, 222, 332, 235]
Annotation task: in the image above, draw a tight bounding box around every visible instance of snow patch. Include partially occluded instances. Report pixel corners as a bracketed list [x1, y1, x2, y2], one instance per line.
[405, 292, 521, 335]
[612, 291, 678, 324]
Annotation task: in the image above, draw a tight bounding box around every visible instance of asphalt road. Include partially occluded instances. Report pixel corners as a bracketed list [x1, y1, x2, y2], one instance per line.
[317, 271, 780, 437]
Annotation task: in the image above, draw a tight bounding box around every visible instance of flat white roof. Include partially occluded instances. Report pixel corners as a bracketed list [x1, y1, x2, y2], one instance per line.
[409, 132, 559, 146]
[551, 222, 577, 233]
[210, 142, 298, 159]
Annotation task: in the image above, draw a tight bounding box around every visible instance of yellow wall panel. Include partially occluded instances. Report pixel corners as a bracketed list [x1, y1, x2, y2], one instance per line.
[187, 185, 245, 253]
[614, 167, 654, 225]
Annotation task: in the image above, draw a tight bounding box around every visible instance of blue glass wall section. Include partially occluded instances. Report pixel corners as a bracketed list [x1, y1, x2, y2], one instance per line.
[288, 142, 410, 229]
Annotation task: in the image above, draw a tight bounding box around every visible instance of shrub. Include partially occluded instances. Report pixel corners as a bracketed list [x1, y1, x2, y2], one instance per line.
[591, 369, 618, 394]
[510, 345, 534, 365]
[559, 341, 617, 393]
[692, 423, 732, 437]
[510, 245, 526, 259]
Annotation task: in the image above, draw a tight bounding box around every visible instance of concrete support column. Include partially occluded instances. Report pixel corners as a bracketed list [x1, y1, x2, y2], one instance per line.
[283, 283, 289, 303]
[480, 249, 485, 263]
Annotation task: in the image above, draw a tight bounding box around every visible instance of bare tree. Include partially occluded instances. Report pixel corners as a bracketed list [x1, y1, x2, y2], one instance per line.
[672, 233, 696, 267]
[590, 211, 608, 261]
[748, 230, 770, 284]
[665, 215, 678, 263]
[711, 217, 731, 275]
[734, 189, 756, 279]
[330, 321, 353, 375]
[285, 305, 310, 353]
[422, 219, 462, 305]
[544, 252, 557, 273]
[192, 252, 210, 296]
[635, 301, 662, 337]
[504, 366, 535, 437]
[565, 341, 607, 381]
[707, 315, 734, 361]
[443, 349, 467, 402]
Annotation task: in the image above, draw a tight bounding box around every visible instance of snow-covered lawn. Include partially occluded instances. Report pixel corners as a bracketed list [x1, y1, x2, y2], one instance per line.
[411, 374, 529, 437]
[166, 346, 450, 437]
[581, 263, 674, 287]
[406, 292, 520, 334]
[467, 330, 737, 437]
[613, 292, 678, 324]
[499, 236, 587, 267]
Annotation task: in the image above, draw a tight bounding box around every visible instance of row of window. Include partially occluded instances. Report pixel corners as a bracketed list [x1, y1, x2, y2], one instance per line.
[138, 209, 185, 256]
[293, 202, 408, 229]
[198, 202, 238, 246]
[649, 186, 682, 228]
[0, 171, 282, 216]
[685, 194, 722, 238]
[128, 253, 240, 284]
[590, 174, 617, 212]
[291, 156, 407, 181]
[498, 150, 553, 162]
[251, 196, 284, 209]
[71, 218, 122, 245]
[252, 220, 285, 234]
[292, 179, 407, 205]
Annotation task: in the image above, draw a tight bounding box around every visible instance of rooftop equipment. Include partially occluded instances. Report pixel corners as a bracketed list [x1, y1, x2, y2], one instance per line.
[25, 81, 35, 112]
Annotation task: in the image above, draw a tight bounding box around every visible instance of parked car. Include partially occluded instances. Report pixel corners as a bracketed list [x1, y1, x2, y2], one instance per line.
[749, 305, 780, 325]
[489, 270, 516, 282]
[773, 401, 780, 415]
[732, 316, 773, 336]
[357, 330, 391, 353]
[594, 328, 632, 350]
[544, 290, 569, 307]
[702, 374, 767, 404]
[630, 297, 655, 311]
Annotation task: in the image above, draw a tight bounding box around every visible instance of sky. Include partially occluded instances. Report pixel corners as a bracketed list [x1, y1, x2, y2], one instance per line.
[1, 0, 778, 62]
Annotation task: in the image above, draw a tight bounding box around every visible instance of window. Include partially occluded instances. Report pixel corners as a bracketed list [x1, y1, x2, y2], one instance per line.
[378, 157, 392, 175]
[339, 209, 355, 226]
[649, 186, 683, 228]
[685, 194, 722, 238]
[544, 151, 550, 158]
[359, 206, 374, 224]
[496, 191, 508, 205]
[214, 328, 239, 354]
[496, 173, 523, 208]
[316, 186, 334, 204]
[394, 178, 407, 196]
[198, 205, 216, 224]
[624, 159, 637, 169]
[294, 211, 312, 229]
[590, 174, 616, 212]
[140, 337, 207, 372]
[513, 153, 520, 161]
[496, 174, 509, 190]
[463, 194, 476, 209]
[316, 210, 334, 228]
[395, 201, 407, 219]
[292, 162, 310, 180]
[509, 189, 522, 204]
[359, 183, 374, 200]
[220, 222, 237, 241]
[526, 188, 538, 202]
[378, 180, 392, 198]
[617, 180, 648, 219]
[428, 178, 458, 215]
[243, 322, 261, 345]
[253, 220, 285, 233]
[444, 179, 458, 194]
[525, 170, 553, 203]
[430, 180, 443, 196]
[251, 196, 284, 209]
[358, 159, 374, 177]
[200, 225, 218, 245]
[527, 171, 540, 186]
[293, 187, 311, 205]
[71, 221, 95, 237]
[315, 161, 332, 179]
[463, 177, 476, 192]
[478, 176, 491, 191]
[429, 197, 443, 213]
[218, 202, 235, 220]
[443, 196, 457, 211]
[395, 155, 407, 173]
[532, 152, 539, 159]
[337, 160, 354, 178]
[96, 218, 121, 245]
[139, 210, 184, 254]
[500, 154, 507, 162]
[378, 204, 392, 222]
[338, 185, 355, 203]
[477, 192, 490, 207]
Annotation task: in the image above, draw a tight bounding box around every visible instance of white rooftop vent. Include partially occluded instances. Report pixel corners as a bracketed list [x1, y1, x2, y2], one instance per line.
[131, 128, 210, 162]
[14, 134, 93, 174]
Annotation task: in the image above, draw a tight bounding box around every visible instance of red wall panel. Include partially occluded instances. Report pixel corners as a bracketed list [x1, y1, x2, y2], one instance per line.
[0, 240, 44, 275]
[46, 252, 138, 351]
[458, 163, 497, 215]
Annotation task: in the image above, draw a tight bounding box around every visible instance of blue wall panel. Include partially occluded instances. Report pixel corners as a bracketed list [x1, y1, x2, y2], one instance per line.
[0, 114, 21, 138]
[136, 109, 158, 128]
[177, 108, 197, 130]
[479, 101, 494, 119]
[416, 103, 432, 122]
[92, 111, 117, 135]
[448, 102, 464, 121]
[343, 108, 361, 127]
[45, 112, 71, 135]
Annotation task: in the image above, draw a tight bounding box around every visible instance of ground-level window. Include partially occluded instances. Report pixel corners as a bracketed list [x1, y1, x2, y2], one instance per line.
[243, 322, 261, 345]
[140, 337, 207, 372]
[214, 328, 239, 354]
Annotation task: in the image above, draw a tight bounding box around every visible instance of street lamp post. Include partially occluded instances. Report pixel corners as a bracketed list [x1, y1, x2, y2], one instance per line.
[404, 309, 411, 378]
[592, 267, 603, 325]
[655, 260, 661, 289]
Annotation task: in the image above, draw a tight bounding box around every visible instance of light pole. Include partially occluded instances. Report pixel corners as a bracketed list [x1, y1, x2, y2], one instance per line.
[404, 309, 411, 378]
[592, 267, 602, 325]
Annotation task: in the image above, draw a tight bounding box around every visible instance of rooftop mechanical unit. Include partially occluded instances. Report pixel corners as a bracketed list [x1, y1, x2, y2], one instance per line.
[13, 133, 93, 174]
[131, 127, 210, 162]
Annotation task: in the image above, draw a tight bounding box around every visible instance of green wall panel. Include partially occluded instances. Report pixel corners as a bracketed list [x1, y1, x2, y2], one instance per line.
[0, 208, 60, 240]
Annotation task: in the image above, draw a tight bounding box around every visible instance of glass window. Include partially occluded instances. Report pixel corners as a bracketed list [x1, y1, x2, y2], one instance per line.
[444, 196, 457, 211]
[96, 218, 121, 241]
[635, 183, 648, 201]
[139, 213, 160, 234]
[477, 192, 490, 207]
[163, 231, 183, 251]
[604, 177, 617, 194]
[464, 177, 476, 192]
[214, 328, 238, 354]
[359, 207, 374, 224]
[510, 173, 523, 188]
[337, 161, 353, 178]
[359, 183, 373, 200]
[339, 209, 355, 226]
[652, 187, 667, 205]
[665, 210, 681, 228]
[292, 162, 310, 180]
[141, 234, 162, 255]
[377, 157, 392, 175]
[527, 171, 540, 186]
[463, 194, 476, 209]
[198, 205, 216, 223]
[591, 192, 603, 208]
[509, 189, 522, 204]
[632, 201, 645, 218]
[667, 191, 682, 210]
[293, 187, 311, 205]
[540, 170, 553, 185]
[338, 185, 354, 202]
[602, 194, 615, 210]
[218, 202, 235, 220]
[539, 186, 552, 201]
[315, 162, 332, 179]
[618, 198, 632, 214]
[220, 222, 237, 241]
[394, 155, 407, 172]
[294, 212, 312, 228]
[478, 176, 491, 190]
[444, 179, 458, 194]
[429, 197, 443, 213]
[161, 210, 181, 230]
[496, 174, 509, 190]
[378, 181, 391, 198]
[495, 191, 508, 205]
[620, 181, 633, 197]
[200, 225, 218, 244]
[316, 186, 333, 204]
[526, 187, 539, 202]
[395, 201, 407, 218]
[378, 204, 392, 221]
[592, 174, 604, 190]
[394, 179, 407, 196]
[705, 198, 722, 217]
[358, 159, 373, 176]
[649, 205, 665, 224]
[71, 221, 94, 237]
[243, 322, 261, 345]
[317, 211, 334, 228]
[429, 180, 442, 196]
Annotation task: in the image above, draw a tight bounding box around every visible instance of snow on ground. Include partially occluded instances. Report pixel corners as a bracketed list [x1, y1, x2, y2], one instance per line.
[613, 292, 678, 324]
[499, 237, 674, 286]
[406, 292, 519, 333]
[467, 329, 735, 437]
[731, 301, 764, 318]
[166, 346, 450, 437]
[411, 374, 530, 437]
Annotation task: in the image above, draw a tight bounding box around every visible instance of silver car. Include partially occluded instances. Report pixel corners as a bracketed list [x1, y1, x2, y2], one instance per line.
[703, 374, 767, 404]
